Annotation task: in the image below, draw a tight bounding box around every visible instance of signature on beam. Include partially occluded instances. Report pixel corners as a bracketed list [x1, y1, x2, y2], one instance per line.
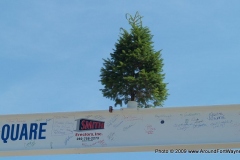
[123, 115, 142, 121]
[64, 135, 74, 145]
[107, 132, 116, 141]
[123, 123, 136, 131]
[24, 141, 36, 148]
[144, 124, 156, 134]
[82, 140, 107, 147]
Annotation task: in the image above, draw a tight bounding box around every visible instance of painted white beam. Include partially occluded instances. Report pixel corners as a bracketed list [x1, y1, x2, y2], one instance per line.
[1, 104, 240, 156]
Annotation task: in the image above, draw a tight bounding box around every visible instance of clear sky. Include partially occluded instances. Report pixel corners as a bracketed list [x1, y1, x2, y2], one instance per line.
[1, 0, 240, 159]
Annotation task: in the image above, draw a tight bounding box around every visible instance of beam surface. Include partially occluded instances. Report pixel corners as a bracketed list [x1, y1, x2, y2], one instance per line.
[1, 104, 240, 156]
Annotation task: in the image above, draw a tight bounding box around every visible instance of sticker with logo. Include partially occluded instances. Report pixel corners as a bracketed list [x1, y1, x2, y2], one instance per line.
[75, 119, 104, 142]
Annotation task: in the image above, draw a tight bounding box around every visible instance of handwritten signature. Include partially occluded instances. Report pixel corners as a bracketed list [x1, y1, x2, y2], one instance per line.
[64, 135, 74, 145]
[107, 132, 115, 141]
[144, 125, 156, 134]
[123, 123, 136, 131]
[82, 140, 107, 147]
[113, 121, 123, 128]
[24, 141, 36, 148]
[123, 115, 142, 121]
[106, 115, 119, 127]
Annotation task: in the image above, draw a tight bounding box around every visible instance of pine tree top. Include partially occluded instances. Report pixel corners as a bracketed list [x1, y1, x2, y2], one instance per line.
[125, 11, 143, 27]
[100, 12, 168, 108]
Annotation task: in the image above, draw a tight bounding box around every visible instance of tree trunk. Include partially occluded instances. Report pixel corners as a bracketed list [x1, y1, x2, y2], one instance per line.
[131, 91, 135, 101]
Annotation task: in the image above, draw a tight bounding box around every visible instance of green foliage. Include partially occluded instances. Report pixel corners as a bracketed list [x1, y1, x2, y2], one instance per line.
[99, 12, 168, 108]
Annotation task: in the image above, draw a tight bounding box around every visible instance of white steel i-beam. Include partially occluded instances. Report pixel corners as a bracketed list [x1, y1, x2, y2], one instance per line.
[1, 104, 240, 157]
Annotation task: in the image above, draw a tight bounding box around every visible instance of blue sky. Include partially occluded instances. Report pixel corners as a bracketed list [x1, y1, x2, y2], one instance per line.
[1, 0, 240, 159]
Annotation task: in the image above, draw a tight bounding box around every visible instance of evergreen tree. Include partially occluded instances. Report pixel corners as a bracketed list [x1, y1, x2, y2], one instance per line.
[99, 12, 168, 108]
